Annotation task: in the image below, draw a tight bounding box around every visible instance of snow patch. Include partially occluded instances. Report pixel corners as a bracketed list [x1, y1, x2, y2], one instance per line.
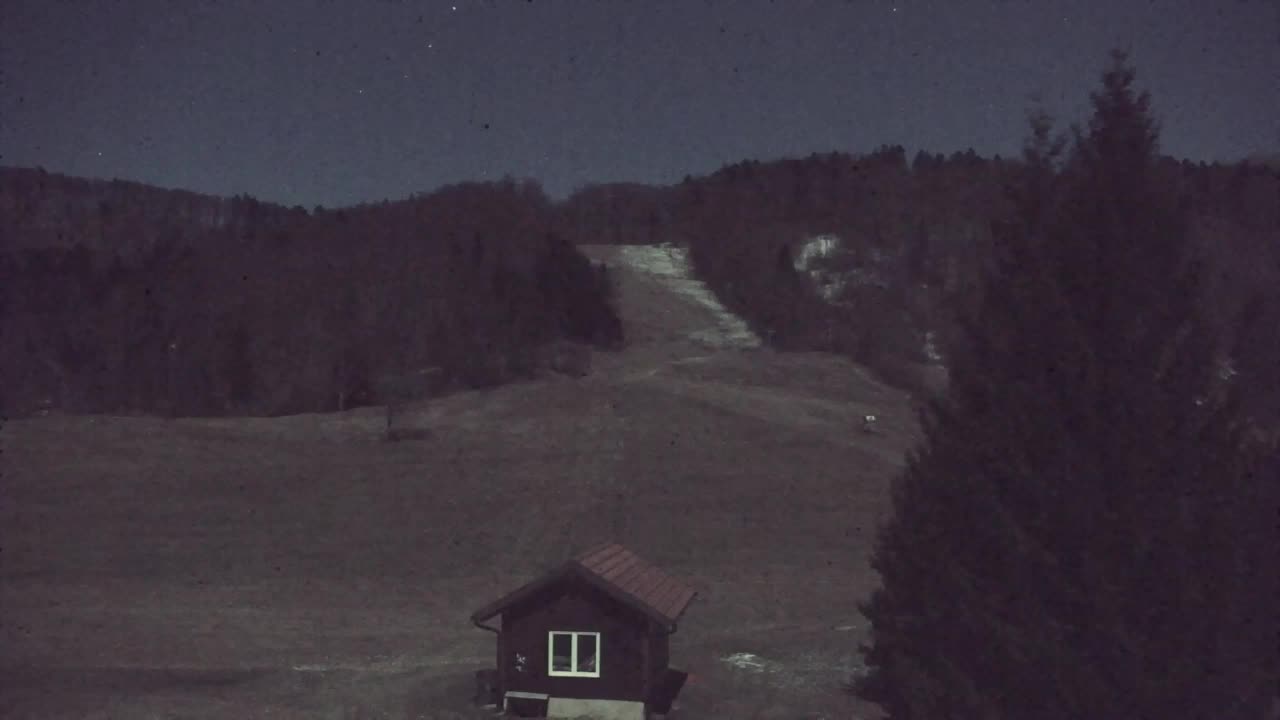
[1217, 356, 1237, 381]
[793, 234, 843, 270]
[721, 652, 767, 672]
[815, 276, 848, 302]
[793, 234, 848, 302]
[719, 650, 867, 692]
[924, 330, 943, 363]
[617, 243, 761, 349]
[793, 234, 891, 300]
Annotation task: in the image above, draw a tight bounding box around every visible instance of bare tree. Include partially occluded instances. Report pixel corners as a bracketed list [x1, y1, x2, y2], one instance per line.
[374, 367, 443, 441]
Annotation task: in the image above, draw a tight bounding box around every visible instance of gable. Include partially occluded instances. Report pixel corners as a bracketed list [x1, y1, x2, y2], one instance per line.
[575, 544, 697, 624]
[471, 544, 696, 630]
[502, 573, 649, 631]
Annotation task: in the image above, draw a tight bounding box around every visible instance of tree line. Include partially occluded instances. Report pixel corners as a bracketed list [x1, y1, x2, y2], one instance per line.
[0, 176, 621, 417]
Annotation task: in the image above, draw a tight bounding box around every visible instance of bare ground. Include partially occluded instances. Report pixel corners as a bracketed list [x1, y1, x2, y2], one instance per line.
[1, 244, 916, 719]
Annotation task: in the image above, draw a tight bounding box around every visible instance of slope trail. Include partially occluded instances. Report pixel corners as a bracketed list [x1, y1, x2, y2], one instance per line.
[589, 243, 762, 362]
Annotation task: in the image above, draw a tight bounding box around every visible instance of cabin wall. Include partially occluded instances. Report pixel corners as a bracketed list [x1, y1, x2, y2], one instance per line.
[501, 577, 647, 702]
[648, 629, 670, 691]
[496, 622, 507, 698]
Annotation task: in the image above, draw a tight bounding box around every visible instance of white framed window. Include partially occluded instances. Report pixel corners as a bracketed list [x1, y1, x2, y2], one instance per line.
[547, 631, 601, 677]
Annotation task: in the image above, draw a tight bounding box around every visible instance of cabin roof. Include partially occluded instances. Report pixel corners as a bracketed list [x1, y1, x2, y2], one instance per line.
[471, 543, 697, 628]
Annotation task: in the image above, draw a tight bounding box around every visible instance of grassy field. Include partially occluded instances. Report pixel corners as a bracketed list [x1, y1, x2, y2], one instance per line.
[1, 245, 918, 719]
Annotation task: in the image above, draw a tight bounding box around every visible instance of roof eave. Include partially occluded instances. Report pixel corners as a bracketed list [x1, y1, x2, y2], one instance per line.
[570, 562, 694, 629]
[470, 553, 698, 631]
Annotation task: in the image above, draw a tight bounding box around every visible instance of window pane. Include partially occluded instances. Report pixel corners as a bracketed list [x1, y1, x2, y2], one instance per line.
[551, 633, 572, 672]
[576, 634, 597, 672]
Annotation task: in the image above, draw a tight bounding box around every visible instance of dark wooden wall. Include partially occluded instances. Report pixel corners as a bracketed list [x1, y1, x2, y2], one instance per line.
[647, 629, 670, 695]
[500, 576, 650, 702]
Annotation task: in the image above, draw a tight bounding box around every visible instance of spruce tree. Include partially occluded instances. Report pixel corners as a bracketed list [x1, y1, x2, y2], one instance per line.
[852, 50, 1278, 719]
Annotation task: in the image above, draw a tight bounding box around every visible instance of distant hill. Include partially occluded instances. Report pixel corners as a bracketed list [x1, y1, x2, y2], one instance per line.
[1242, 151, 1280, 170]
[6, 150, 1276, 425]
[0, 166, 305, 255]
[0, 170, 622, 417]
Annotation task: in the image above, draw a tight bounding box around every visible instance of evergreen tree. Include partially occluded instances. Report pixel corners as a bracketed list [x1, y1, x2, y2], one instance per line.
[851, 51, 1278, 719]
[223, 322, 255, 410]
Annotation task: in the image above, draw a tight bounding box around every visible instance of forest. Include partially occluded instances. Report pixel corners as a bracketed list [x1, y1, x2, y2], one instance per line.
[558, 145, 1280, 430]
[2, 141, 1276, 427]
[1, 171, 621, 417]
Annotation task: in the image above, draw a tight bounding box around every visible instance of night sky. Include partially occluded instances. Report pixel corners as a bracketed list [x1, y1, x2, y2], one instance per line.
[3, 1, 1277, 209]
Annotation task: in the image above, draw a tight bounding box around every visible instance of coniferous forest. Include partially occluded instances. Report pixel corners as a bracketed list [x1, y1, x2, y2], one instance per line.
[557, 112, 1278, 435]
[662, 137, 1279, 431]
[1, 176, 621, 417]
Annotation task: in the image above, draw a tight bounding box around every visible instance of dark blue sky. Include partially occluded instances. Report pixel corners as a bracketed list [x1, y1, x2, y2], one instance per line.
[3, 0, 1277, 209]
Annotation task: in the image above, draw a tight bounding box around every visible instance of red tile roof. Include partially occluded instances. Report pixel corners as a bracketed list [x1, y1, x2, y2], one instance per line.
[573, 544, 697, 624]
[471, 543, 697, 629]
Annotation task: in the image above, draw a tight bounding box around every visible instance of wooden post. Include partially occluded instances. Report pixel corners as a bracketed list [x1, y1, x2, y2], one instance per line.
[376, 367, 442, 442]
[497, 622, 507, 700]
[641, 622, 651, 707]
[166, 341, 178, 418]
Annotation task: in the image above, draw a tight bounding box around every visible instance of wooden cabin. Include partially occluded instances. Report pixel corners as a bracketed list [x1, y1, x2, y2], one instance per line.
[471, 543, 697, 719]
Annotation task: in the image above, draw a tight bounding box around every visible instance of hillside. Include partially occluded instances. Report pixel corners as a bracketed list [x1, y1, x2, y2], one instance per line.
[5, 152, 1273, 718]
[0, 170, 622, 419]
[10, 151, 1272, 423]
[558, 149, 1280, 425]
[2, 242, 911, 719]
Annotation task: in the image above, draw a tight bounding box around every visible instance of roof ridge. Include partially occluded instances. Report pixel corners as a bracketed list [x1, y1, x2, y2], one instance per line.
[473, 543, 696, 626]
